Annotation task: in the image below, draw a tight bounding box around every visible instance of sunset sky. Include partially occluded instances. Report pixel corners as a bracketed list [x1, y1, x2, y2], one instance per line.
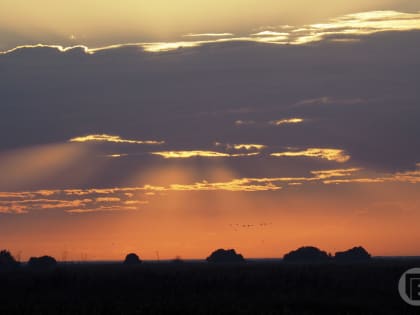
[1, 1, 420, 261]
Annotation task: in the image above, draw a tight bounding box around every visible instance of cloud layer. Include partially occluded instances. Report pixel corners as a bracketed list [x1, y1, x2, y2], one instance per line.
[1, 164, 420, 215]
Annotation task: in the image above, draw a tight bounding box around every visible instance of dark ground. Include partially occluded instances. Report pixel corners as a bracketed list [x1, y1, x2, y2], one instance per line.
[0, 259, 419, 315]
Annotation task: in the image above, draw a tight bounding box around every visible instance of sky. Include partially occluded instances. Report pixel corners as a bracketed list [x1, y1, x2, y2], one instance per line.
[1, 1, 420, 261]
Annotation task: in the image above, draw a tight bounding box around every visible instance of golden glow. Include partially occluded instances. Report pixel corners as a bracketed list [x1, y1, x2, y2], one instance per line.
[324, 168, 420, 184]
[2, 10, 420, 54]
[311, 168, 361, 179]
[39, 199, 93, 209]
[2, 164, 419, 216]
[311, 10, 420, 32]
[251, 31, 289, 36]
[151, 150, 259, 158]
[152, 151, 230, 158]
[324, 178, 386, 184]
[0, 143, 92, 191]
[282, 10, 420, 45]
[0, 44, 91, 55]
[2, 173, 420, 259]
[169, 178, 280, 192]
[183, 33, 234, 37]
[270, 118, 304, 125]
[142, 41, 205, 52]
[2, 163, 420, 259]
[271, 148, 350, 163]
[105, 154, 129, 158]
[69, 134, 164, 145]
[124, 200, 148, 205]
[233, 144, 266, 150]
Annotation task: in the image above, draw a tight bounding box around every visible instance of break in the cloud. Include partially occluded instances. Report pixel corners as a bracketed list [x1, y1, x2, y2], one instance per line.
[134, 10, 420, 50]
[271, 148, 351, 163]
[168, 178, 280, 192]
[232, 144, 267, 151]
[69, 134, 164, 145]
[234, 118, 305, 128]
[324, 168, 420, 184]
[293, 10, 420, 43]
[150, 150, 260, 159]
[2, 10, 420, 53]
[253, 10, 420, 45]
[0, 44, 91, 56]
[104, 153, 129, 158]
[251, 31, 290, 37]
[269, 118, 304, 126]
[214, 142, 266, 151]
[183, 33, 234, 37]
[311, 168, 362, 179]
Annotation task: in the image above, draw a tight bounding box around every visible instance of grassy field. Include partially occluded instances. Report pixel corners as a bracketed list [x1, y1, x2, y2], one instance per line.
[0, 259, 419, 315]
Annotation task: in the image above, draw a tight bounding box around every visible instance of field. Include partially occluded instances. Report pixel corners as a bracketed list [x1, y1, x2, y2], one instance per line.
[0, 259, 419, 315]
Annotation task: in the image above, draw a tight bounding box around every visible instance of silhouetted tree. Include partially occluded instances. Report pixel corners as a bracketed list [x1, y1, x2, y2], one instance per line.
[335, 246, 371, 262]
[206, 249, 245, 263]
[283, 246, 331, 262]
[124, 253, 142, 265]
[28, 256, 57, 268]
[0, 250, 20, 269]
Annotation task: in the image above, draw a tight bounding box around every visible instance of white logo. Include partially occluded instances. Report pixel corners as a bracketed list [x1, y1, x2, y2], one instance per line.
[399, 268, 420, 306]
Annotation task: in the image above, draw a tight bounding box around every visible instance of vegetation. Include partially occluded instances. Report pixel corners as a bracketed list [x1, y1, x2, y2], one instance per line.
[0, 259, 419, 314]
[283, 246, 331, 262]
[28, 256, 58, 269]
[123, 253, 142, 265]
[0, 250, 19, 269]
[335, 246, 371, 262]
[0, 247, 414, 314]
[283, 246, 372, 263]
[206, 248, 245, 263]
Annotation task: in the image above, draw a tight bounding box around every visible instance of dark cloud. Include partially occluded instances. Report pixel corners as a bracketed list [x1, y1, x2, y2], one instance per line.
[0, 30, 419, 191]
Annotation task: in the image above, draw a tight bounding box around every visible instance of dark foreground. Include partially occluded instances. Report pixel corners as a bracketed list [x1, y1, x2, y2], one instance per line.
[1, 259, 419, 315]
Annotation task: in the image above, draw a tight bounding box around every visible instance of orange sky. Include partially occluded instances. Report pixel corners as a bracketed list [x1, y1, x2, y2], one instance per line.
[2, 176, 420, 261]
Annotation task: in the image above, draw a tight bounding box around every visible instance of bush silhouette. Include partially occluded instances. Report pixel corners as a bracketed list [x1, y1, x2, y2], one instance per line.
[283, 246, 331, 262]
[335, 246, 371, 262]
[28, 256, 57, 268]
[206, 249, 245, 263]
[0, 250, 20, 269]
[124, 253, 142, 265]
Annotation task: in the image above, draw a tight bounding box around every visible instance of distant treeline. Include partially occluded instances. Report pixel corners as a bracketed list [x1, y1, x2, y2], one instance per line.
[0, 246, 371, 268]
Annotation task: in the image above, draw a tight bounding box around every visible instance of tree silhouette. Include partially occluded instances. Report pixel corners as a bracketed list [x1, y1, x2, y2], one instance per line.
[335, 246, 371, 262]
[124, 253, 142, 265]
[206, 249, 245, 263]
[0, 250, 19, 269]
[28, 256, 57, 268]
[283, 246, 331, 262]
